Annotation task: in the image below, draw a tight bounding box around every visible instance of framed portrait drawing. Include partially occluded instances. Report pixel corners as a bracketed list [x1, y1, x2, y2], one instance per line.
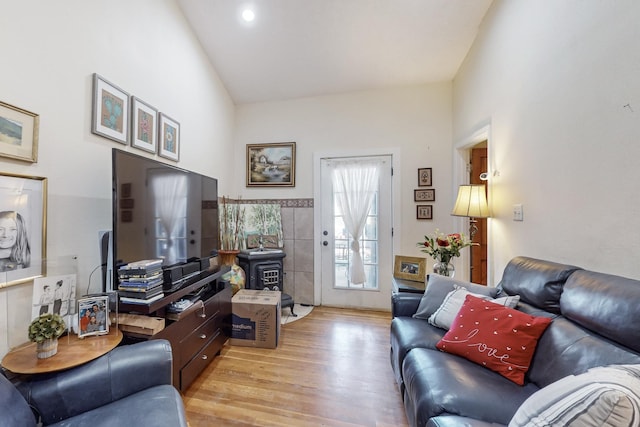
[78, 296, 109, 338]
[414, 189, 435, 202]
[394, 255, 426, 283]
[0, 172, 47, 288]
[416, 205, 433, 220]
[91, 74, 130, 145]
[246, 142, 296, 187]
[0, 101, 39, 163]
[418, 168, 432, 187]
[158, 113, 180, 161]
[130, 97, 157, 153]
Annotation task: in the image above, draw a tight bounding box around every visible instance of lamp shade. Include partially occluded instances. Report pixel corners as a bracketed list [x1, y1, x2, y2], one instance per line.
[451, 185, 490, 218]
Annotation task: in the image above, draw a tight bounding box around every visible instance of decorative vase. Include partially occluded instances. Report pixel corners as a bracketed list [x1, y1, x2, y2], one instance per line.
[433, 257, 455, 278]
[218, 250, 246, 295]
[36, 338, 58, 359]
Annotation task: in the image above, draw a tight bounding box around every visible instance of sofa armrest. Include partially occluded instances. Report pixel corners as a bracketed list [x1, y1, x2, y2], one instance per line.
[427, 415, 507, 427]
[391, 292, 422, 317]
[17, 340, 173, 424]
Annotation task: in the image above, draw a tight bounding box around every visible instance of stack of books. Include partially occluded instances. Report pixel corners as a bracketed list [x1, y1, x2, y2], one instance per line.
[118, 259, 165, 305]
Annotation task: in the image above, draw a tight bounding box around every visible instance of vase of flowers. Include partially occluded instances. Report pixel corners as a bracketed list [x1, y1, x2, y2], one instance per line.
[28, 313, 66, 359]
[417, 230, 475, 278]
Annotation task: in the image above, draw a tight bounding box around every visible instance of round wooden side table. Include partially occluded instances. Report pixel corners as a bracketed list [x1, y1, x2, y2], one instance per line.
[1, 328, 122, 374]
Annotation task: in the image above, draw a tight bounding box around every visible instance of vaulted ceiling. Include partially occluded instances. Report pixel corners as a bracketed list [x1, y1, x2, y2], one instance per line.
[177, 0, 493, 104]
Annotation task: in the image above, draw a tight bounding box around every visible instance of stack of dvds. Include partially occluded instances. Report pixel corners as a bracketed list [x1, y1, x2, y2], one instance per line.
[118, 259, 164, 305]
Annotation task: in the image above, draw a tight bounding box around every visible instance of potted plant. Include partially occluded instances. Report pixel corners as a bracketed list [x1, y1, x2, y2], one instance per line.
[28, 313, 66, 359]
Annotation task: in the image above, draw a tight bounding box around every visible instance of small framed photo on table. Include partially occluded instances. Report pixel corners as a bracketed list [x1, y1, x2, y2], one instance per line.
[394, 255, 427, 283]
[78, 296, 109, 338]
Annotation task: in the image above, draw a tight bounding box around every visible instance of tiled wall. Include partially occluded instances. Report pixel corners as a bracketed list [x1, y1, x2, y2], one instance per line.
[243, 199, 315, 305]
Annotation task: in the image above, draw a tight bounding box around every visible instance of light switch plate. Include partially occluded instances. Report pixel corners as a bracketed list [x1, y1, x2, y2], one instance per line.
[513, 204, 524, 221]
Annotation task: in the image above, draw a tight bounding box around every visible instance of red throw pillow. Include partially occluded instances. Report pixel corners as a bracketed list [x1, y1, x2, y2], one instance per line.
[436, 294, 552, 385]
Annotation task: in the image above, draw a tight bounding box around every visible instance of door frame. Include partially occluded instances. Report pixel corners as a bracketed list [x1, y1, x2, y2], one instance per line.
[453, 123, 495, 286]
[313, 148, 401, 306]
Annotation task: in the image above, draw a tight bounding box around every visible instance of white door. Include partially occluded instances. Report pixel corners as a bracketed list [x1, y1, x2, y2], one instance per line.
[319, 155, 393, 310]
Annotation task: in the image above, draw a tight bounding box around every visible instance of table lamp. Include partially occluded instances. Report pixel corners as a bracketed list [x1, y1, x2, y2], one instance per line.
[451, 184, 490, 239]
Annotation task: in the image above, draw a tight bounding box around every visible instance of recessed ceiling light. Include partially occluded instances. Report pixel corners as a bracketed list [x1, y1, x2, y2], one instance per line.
[242, 9, 255, 22]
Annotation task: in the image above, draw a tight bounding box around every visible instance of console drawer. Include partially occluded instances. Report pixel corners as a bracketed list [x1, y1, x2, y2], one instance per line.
[178, 312, 219, 367]
[180, 329, 226, 390]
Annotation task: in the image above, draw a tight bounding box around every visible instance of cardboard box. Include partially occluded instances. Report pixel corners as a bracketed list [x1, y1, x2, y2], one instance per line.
[117, 313, 165, 336]
[230, 289, 281, 348]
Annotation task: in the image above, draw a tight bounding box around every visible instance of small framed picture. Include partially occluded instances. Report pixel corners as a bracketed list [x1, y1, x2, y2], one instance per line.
[78, 296, 109, 338]
[417, 205, 433, 220]
[158, 113, 180, 161]
[91, 74, 130, 145]
[0, 101, 39, 163]
[418, 168, 432, 186]
[130, 97, 157, 153]
[414, 189, 435, 202]
[394, 255, 426, 283]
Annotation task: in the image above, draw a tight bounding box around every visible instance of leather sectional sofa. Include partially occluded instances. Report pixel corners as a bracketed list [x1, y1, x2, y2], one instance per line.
[391, 256, 640, 426]
[0, 339, 187, 427]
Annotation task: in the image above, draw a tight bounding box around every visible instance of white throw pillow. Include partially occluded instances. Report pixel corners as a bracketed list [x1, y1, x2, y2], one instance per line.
[428, 285, 520, 330]
[509, 365, 640, 427]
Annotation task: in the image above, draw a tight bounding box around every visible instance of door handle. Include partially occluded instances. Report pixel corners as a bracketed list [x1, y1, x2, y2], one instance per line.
[323, 241, 328, 246]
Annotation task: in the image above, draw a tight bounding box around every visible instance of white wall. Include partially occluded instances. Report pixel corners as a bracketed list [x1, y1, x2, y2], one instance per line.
[454, 1, 640, 279]
[0, 0, 235, 357]
[234, 83, 454, 260]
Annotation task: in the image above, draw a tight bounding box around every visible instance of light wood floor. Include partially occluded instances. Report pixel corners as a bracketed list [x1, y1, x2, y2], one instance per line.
[182, 306, 409, 427]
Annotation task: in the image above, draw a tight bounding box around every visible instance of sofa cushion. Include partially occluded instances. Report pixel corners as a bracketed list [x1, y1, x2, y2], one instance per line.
[402, 347, 539, 426]
[436, 295, 552, 385]
[497, 256, 581, 313]
[428, 286, 520, 330]
[48, 385, 185, 427]
[413, 275, 497, 320]
[527, 316, 640, 388]
[390, 317, 446, 388]
[509, 365, 640, 427]
[561, 270, 640, 354]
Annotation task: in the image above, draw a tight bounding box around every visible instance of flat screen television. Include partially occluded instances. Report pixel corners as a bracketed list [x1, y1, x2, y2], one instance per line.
[110, 149, 219, 289]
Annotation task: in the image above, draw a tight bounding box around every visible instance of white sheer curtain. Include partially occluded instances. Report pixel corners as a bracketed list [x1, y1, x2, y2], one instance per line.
[331, 158, 383, 285]
[151, 172, 188, 264]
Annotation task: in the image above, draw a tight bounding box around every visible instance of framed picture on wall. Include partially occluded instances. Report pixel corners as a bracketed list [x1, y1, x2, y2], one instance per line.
[416, 204, 433, 220]
[0, 101, 39, 163]
[414, 189, 435, 202]
[246, 142, 296, 187]
[0, 172, 47, 288]
[158, 113, 180, 161]
[91, 74, 130, 145]
[418, 168, 432, 186]
[130, 97, 157, 153]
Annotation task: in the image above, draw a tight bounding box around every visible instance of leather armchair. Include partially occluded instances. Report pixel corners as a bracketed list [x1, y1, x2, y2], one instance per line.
[1, 339, 187, 427]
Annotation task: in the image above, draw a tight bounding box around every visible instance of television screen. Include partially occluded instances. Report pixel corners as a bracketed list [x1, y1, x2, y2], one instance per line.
[111, 149, 219, 285]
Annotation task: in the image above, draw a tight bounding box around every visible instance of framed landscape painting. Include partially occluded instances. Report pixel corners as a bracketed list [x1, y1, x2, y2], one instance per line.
[0, 101, 39, 163]
[246, 142, 296, 187]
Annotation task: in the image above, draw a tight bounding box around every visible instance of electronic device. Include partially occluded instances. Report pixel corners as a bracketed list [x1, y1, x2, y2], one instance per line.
[109, 149, 219, 291]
